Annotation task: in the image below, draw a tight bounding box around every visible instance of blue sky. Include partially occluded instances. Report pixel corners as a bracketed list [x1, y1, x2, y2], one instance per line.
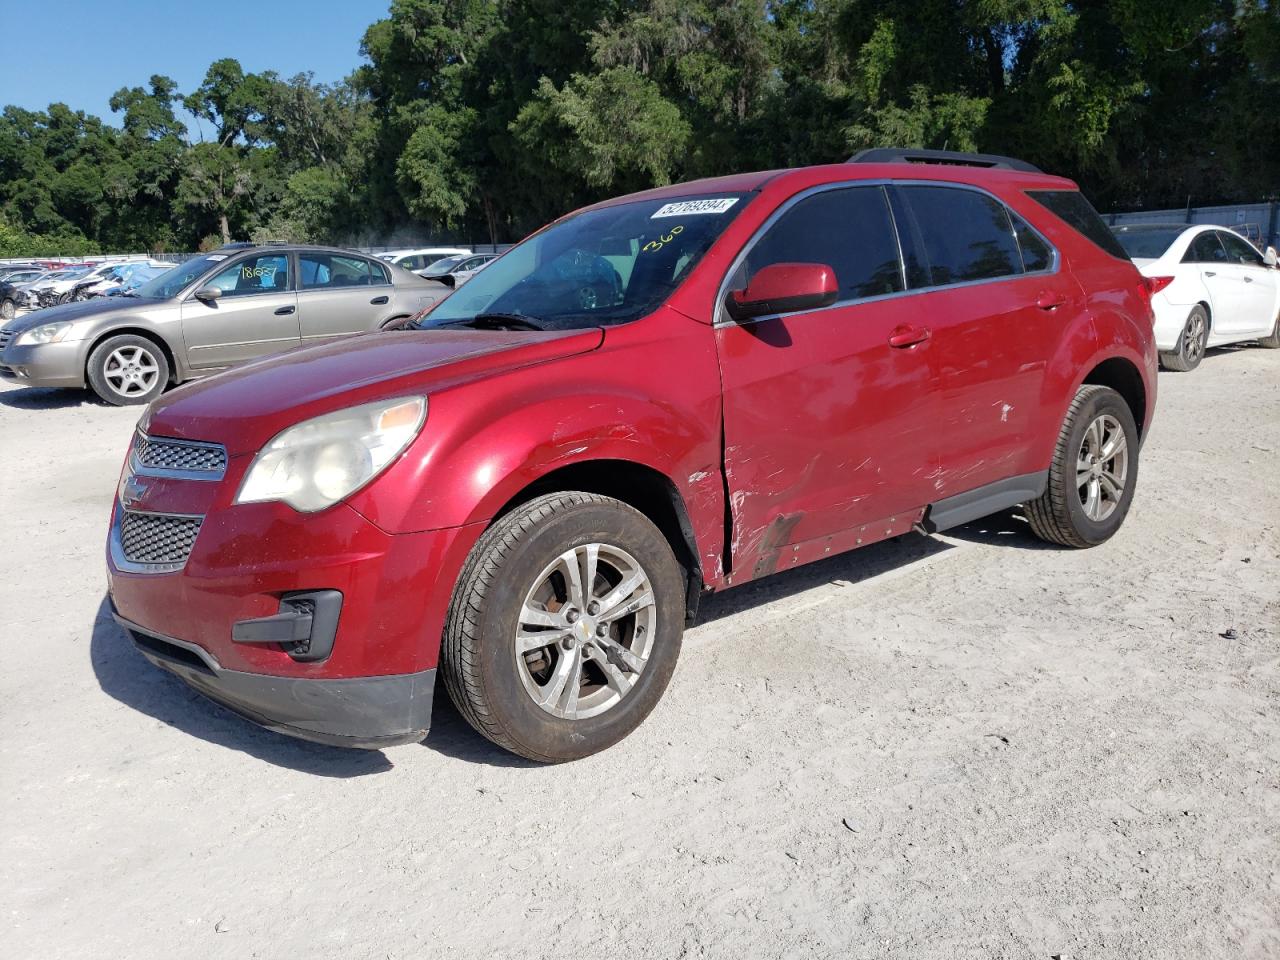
[0, 0, 387, 137]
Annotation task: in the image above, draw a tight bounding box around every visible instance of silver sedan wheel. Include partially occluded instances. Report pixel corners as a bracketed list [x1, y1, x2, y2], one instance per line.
[1076, 413, 1128, 522]
[102, 345, 160, 399]
[515, 543, 656, 720]
[1182, 310, 1207, 364]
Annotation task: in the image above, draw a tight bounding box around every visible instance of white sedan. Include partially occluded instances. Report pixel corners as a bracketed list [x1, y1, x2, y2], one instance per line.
[1113, 223, 1280, 370]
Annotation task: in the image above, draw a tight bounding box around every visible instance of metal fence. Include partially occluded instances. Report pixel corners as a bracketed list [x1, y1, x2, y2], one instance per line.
[1104, 201, 1279, 251]
[2, 242, 513, 269]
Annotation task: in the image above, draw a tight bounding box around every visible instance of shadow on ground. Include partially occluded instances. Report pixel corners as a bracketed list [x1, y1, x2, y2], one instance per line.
[0, 386, 100, 410]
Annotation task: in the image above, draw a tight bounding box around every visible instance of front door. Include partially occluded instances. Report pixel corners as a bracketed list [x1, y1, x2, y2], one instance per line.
[180, 253, 299, 369]
[716, 184, 938, 578]
[296, 252, 393, 343]
[1216, 231, 1278, 335]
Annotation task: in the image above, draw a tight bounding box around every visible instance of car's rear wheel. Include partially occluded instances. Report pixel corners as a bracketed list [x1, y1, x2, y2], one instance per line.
[86, 334, 169, 406]
[1025, 385, 1139, 548]
[1259, 310, 1280, 349]
[441, 491, 685, 762]
[1160, 304, 1208, 371]
[0, 298, 14, 321]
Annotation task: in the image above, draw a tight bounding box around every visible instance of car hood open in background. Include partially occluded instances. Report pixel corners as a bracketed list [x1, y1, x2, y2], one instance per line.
[145, 328, 605, 455]
[0, 297, 156, 335]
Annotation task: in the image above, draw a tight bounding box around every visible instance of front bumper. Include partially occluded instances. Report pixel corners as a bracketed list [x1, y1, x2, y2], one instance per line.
[114, 606, 436, 748]
[0, 338, 87, 388]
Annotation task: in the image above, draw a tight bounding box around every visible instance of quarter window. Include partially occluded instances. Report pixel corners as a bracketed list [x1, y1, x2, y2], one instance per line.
[898, 186, 1022, 285]
[206, 255, 290, 297]
[299, 254, 390, 289]
[743, 186, 904, 302]
[1185, 233, 1228, 264]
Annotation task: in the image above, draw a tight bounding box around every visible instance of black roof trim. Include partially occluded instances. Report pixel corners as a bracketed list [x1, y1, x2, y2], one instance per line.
[849, 148, 1042, 174]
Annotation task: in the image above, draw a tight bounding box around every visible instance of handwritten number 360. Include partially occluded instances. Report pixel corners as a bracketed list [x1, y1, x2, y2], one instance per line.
[643, 224, 684, 253]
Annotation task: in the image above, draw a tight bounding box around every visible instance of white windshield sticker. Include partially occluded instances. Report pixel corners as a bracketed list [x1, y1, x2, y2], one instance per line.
[206, 254, 228, 261]
[651, 198, 738, 218]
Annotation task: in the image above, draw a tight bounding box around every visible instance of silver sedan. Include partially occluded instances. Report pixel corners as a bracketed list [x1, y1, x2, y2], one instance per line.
[0, 244, 449, 405]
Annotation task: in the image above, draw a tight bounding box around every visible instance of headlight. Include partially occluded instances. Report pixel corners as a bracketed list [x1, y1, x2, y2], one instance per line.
[16, 322, 73, 346]
[235, 397, 427, 512]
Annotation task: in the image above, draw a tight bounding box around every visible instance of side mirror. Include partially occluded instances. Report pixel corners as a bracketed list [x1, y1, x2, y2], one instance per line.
[1266, 246, 1277, 268]
[193, 285, 222, 303]
[725, 262, 838, 321]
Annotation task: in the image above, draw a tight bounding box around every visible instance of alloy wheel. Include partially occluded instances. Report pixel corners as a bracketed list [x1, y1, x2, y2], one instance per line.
[102, 345, 160, 399]
[515, 542, 656, 720]
[1182, 311, 1206, 364]
[1076, 414, 1128, 522]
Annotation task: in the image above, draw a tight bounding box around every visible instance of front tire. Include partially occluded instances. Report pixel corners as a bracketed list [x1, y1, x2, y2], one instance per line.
[441, 492, 685, 762]
[0, 298, 14, 321]
[86, 334, 169, 406]
[1025, 385, 1139, 548]
[1159, 304, 1208, 371]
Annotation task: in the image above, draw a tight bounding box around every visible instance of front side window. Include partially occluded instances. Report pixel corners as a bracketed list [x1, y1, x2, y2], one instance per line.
[741, 186, 904, 302]
[299, 254, 389, 289]
[898, 185, 1022, 285]
[206, 254, 290, 297]
[1185, 232, 1228, 264]
[1218, 231, 1265, 267]
[421, 193, 748, 330]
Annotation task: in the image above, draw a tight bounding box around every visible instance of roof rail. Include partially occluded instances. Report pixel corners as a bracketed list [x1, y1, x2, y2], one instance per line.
[849, 147, 1042, 174]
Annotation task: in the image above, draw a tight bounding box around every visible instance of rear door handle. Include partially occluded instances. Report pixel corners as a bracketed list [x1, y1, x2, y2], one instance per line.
[888, 325, 931, 348]
[1204, 271, 1216, 277]
[1035, 291, 1067, 310]
[274, 306, 295, 316]
[370, 295, 389, 305]
[1243, 276, 1254, 283]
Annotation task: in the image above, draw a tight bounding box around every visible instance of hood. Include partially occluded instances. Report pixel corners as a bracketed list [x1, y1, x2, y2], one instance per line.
[146, 327, 604, 455]
[0, 297, 156, 335]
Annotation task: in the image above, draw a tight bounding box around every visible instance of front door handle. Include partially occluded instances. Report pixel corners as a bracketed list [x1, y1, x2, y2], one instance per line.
[274, 306, 295, 316]
[1035, 291, 1067, 310]
[1204, 271, 1216, 277]
[370, 295, 389, 305]
[1243, 275, 1254, 283]
[888, 325, 931, 348]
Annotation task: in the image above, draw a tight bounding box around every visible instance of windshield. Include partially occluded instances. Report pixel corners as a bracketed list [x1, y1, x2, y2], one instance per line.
[419, 193, 749, 331]
[1112, 226, 1185, 260]
[130, 256, 224, 299]
[421, 255, 464, 277]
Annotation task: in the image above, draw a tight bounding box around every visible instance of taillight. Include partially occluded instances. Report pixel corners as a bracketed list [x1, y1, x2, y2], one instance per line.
[1146, 275, 1174, 295]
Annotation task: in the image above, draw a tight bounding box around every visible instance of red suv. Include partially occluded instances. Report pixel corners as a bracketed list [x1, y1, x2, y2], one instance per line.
[107, 149, 1157, 761]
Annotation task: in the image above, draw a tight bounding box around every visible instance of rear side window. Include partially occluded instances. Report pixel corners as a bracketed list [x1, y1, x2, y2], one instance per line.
[300, 254, 391, 289]
[896, 185, 1022, 285]
[744, 185, 904, 302]
[1185, 233, 1228, 264]
[1027, 190, 1130, 261]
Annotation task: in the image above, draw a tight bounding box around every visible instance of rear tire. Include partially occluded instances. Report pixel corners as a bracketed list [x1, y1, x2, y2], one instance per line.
[1159, 304, 1208, 371]
[1025, 385, 1139, 548]
[441, 492, 685, 762]
[1259, 311, 1280, 349]
[86, 334, 169, 406]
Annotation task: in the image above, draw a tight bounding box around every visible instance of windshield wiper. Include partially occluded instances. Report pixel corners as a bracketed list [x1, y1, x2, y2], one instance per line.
[449, 312, 545, 331]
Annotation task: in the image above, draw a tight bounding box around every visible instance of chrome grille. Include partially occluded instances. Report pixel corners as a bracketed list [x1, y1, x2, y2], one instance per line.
[119, 512, 203, 566]
[134, 434, 227, 476]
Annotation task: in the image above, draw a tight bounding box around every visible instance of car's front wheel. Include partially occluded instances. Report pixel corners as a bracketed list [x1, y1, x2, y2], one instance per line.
[1259, 310, 1280, 349]
[1025, 385, 1139, 548]
[441, 492, 685, 762]
[1160, 304, 1208, 371]
[0, 298, 14, 321]
[86, 334, 169, 406]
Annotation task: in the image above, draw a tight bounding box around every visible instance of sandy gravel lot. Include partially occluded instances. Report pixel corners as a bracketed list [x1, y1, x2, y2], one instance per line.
[1, 345, 1277, 960]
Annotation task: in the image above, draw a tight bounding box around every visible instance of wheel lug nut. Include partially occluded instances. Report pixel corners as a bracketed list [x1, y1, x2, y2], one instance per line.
[596, 624, 608, 637]
[587, 601, 600, 615]
[565, 609, 579, 623]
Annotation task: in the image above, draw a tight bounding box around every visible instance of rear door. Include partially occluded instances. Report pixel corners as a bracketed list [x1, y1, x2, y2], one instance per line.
[296, 252, 395, 342]
[179, 253, 299, 369]
[716, 184, 938, 576]
[1182, 231, 1236, 322]
[890, 183, 1078, 495]
[1216, 231, 1278, 335]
